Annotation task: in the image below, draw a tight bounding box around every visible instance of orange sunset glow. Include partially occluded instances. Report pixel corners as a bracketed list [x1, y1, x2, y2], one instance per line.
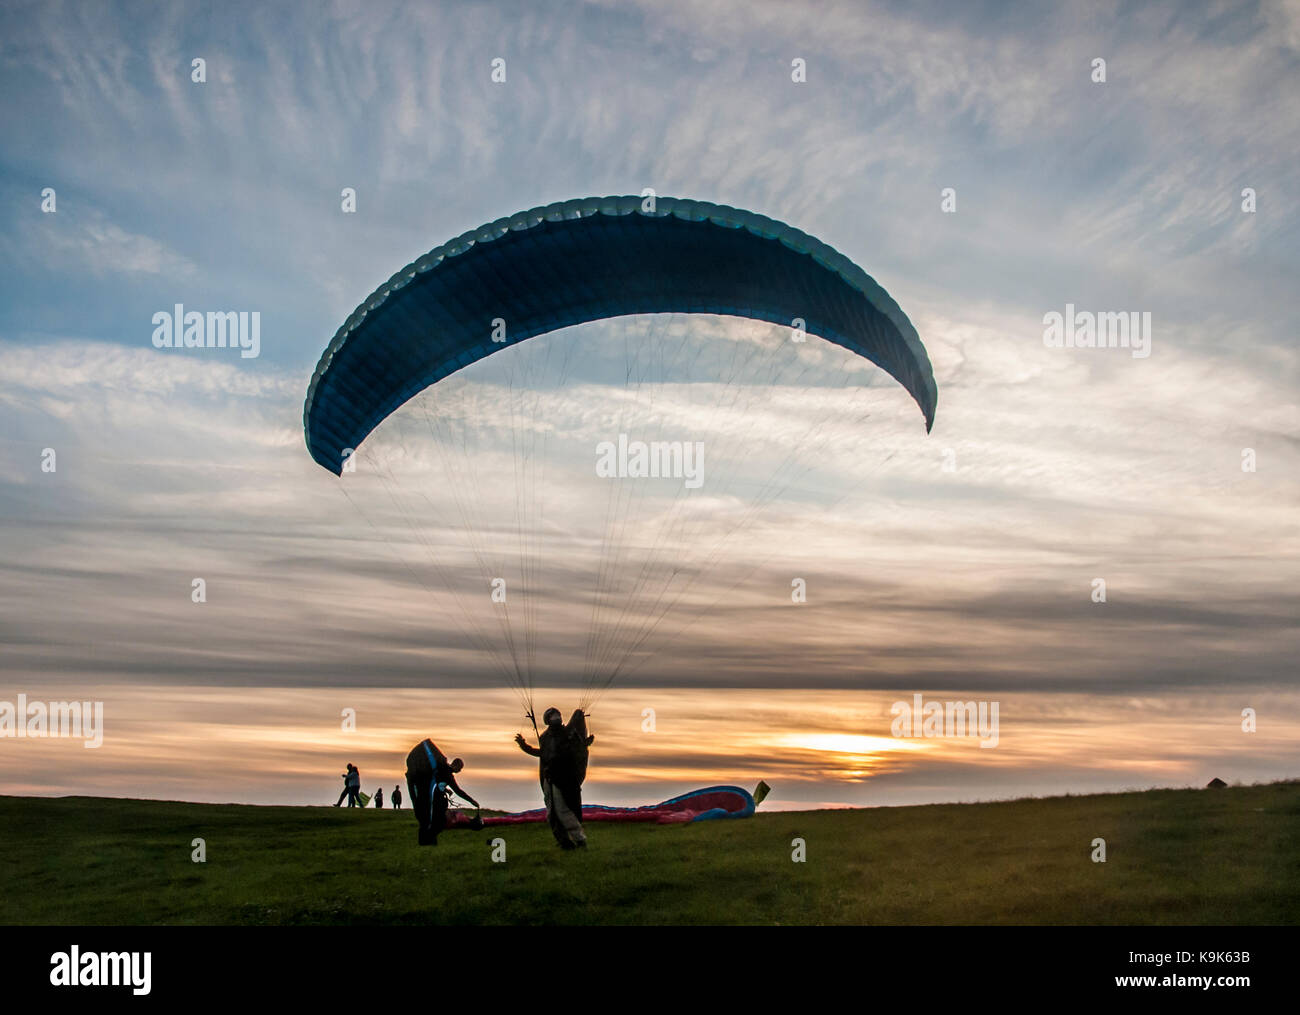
[7, 686, 1296, 812]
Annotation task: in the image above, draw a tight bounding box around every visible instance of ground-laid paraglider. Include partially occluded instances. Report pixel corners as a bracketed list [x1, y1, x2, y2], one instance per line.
[446, 785, 761, 828]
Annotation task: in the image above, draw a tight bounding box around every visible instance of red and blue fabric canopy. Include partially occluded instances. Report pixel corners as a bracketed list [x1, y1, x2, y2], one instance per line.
[448, 784, 757, 827]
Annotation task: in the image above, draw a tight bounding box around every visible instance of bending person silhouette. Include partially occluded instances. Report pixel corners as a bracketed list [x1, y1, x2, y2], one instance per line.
[404, 738, 481, 845]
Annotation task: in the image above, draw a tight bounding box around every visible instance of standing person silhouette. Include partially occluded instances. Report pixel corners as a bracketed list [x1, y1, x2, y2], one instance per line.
[515, 707, 594, 850]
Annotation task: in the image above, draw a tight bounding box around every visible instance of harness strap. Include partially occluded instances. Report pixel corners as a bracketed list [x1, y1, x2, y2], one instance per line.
[423, 740, 447, 812]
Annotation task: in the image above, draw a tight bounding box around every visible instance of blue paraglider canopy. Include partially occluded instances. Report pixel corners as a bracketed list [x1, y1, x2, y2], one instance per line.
[304, 195, 937, 474]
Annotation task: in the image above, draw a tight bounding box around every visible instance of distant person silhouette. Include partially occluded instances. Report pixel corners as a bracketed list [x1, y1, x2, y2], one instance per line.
[334, 763, 362, 807]
[392, 785, 402, 809]
[374, 787, 384, 809]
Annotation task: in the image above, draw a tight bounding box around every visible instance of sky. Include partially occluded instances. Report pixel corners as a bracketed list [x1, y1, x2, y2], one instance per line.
[1, 0, 1297, 810]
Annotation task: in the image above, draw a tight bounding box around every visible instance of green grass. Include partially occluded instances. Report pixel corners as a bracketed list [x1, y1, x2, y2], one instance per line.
[2, 781, 1297, 925]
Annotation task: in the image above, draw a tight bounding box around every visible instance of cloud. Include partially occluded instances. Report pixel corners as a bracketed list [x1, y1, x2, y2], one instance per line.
[5, 209, 197, 279]
[0, 327, 1295, 700]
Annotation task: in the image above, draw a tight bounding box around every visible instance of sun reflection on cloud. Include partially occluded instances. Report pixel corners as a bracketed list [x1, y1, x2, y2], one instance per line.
[778, 733, 927, 756]
[772, 732, 931, 782]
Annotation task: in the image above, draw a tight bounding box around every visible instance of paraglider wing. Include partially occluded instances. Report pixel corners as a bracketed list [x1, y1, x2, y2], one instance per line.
[303, 196, 937, 475]
[448, 785, 759, 827]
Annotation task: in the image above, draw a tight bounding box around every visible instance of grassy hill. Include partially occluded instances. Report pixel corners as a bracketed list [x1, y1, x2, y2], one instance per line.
[2, 781, 1297, 925]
